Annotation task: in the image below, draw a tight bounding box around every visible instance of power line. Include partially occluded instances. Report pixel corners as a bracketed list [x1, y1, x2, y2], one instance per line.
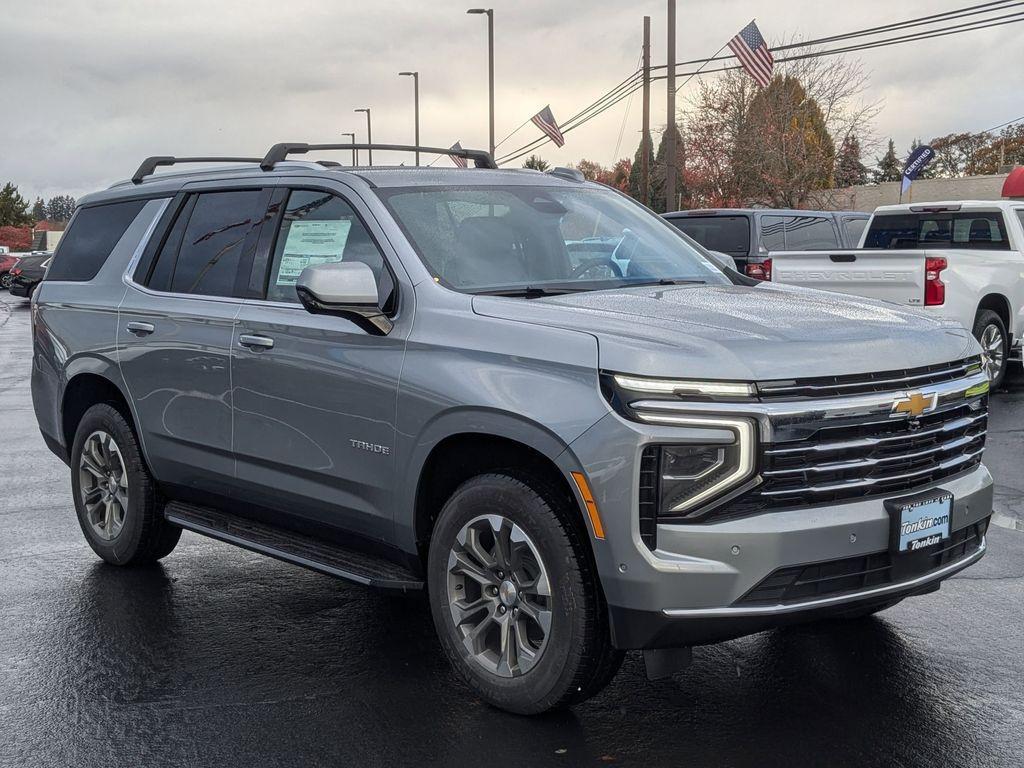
[497, 8, 1024, 164]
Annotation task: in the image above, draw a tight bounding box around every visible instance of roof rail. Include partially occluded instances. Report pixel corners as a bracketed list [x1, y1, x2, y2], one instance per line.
[260, 143, 498, 170]
[132, 156, 263, 184]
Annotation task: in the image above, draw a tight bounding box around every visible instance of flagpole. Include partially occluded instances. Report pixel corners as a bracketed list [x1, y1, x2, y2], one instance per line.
[665, 0, 677, 213]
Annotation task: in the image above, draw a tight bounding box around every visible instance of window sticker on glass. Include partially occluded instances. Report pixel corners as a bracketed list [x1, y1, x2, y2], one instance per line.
[275, 220, 352, 285]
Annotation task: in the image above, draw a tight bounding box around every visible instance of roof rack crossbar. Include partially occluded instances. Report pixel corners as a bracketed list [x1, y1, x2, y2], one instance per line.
[132, 156, 263, 185]
[260, 143, 498, 170]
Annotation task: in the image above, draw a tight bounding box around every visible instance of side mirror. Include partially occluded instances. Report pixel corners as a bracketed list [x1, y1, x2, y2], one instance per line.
[295, 261, 393, 335]
[705, 250, 737, 273]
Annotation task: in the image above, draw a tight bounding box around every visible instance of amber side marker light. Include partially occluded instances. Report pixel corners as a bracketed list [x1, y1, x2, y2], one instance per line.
[571, 471, 605, 540]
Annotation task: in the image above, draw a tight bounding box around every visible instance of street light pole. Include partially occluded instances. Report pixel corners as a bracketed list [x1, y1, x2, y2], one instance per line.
[467, 8, 495, 156]
[340, 132, 357, 165]
[355, 108, 372, 165]
[399, 71, 420, 165]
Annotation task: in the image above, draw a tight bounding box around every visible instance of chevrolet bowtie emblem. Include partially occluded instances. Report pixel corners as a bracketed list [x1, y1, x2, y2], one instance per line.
[892, 391, 937, 418]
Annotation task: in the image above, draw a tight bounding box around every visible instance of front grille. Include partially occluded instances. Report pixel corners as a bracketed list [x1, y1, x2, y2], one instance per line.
[638, 447, 659, 550]
[757, 356, 981, 400]
[726, 399, 988, 518]
[737, 520, 987, 606]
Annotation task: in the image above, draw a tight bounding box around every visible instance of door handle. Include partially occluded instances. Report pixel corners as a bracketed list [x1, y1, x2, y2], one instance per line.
[238, 334, 275, 350]
[126, 321, 155, 337]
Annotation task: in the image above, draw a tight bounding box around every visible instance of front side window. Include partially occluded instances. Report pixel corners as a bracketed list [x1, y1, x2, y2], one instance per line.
[148, 190, 267, 297]
[379, 185, 728, 293]
[264, 190, 394, 305]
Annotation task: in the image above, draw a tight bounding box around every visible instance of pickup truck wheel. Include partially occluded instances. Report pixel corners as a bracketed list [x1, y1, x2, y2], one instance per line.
[973, 310, 1008, 388]
[70, 404, 181, 565]
[427, 473, 622, 714]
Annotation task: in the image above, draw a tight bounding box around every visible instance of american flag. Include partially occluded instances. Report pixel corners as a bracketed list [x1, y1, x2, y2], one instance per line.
[449, 141, 468, 168]
[531, 105, 565, 148]
[727, 20, 774, 88]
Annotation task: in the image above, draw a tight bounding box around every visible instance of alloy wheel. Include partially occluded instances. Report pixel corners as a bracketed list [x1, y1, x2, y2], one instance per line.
[0, 273, 11, 289]
[78, 430, 129, 541]
[446, 514, 553, 678]
[980, 323, 1005, 382]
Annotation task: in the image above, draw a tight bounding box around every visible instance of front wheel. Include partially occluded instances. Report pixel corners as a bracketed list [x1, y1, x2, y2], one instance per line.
[0, 272, 11, 290]
[427, 473, 622, 714]
[973, 309, 1008, 389]
[70, 403, 181, 565]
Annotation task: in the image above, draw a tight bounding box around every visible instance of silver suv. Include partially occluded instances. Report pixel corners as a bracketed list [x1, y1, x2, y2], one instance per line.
[31, 143, 993, 714]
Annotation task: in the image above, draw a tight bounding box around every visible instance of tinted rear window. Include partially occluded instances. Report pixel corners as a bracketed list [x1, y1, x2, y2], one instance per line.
[782, 215, 839, 249]
[843, 217, 868, 245]
[864, 212, 1010, 250]
[668, 215, 750, 255]
[46, 200, 146, 281]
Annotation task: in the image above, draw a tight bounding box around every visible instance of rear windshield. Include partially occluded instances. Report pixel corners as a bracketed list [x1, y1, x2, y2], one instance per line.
[46, 200, 147, 281]
[863, 211, 1010, 250]
[667, 215, 750, 255]
[378, 186, 728, 293]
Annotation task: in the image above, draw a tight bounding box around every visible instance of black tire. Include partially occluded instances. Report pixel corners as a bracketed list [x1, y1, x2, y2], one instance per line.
[70, 403, 180, 565]
[427, 473, 622, 715]
[0, 272, 11, 290]
[973, 309, 1008, 389]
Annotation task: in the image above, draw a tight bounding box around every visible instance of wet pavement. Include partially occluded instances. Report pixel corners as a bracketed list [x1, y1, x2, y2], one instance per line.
[1, 291, 1022, 768]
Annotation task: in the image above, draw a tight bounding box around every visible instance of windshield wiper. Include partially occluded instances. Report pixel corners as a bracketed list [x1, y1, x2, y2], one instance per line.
[624, 278, 707, 287]
[476, 285, 590, 298]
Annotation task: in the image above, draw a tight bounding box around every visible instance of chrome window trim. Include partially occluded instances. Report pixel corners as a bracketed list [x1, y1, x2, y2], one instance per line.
[661, 538, 985, 618]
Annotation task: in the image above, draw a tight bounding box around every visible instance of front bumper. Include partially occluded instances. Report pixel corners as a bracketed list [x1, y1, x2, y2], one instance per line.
[565, 409, 994, 650]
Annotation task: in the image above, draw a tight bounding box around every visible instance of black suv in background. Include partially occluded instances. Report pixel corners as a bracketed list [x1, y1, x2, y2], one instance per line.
[663, 208, 870, 275]
[8, 252, 51, 299]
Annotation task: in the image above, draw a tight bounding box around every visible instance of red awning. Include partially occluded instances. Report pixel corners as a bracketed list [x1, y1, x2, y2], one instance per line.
[1002, 167, 1024, 198]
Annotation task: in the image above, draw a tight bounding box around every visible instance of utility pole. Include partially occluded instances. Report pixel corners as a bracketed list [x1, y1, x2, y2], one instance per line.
[399, 71, 420, 165]
[355, 108, 372, 165]
[641, 16, 651, 207]
[665, 0, 677, 213]
[467, 8, 495, 156]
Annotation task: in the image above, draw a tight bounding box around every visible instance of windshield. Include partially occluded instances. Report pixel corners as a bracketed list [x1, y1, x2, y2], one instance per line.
[378, 185, 729, 293]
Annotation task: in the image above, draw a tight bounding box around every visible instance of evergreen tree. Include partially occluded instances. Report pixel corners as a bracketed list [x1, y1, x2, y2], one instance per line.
[0, 182, 32, 227]
[45, 195, 76, 223]
[873, 139, 901, 183]
[627, 131, 655, 206]
[32, 197, 47, 221]
[652, 124, 687, 213]
[834, 135, 869, 187]
[522, 155, 549, 171]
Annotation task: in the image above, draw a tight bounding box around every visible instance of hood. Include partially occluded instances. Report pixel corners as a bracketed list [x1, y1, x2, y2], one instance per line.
[472, 282, 977, 381]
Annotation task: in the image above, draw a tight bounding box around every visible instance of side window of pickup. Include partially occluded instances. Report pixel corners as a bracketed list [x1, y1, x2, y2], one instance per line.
[145, 189, 271, 297]
[261, 189, 395, 309]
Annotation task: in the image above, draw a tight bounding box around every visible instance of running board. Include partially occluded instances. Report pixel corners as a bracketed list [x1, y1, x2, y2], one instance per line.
[164, 502, 423, 592]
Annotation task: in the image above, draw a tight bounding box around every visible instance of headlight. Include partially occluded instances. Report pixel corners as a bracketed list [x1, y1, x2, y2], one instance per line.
[612, 373, 753, 399]
[641, 416, 757, 525]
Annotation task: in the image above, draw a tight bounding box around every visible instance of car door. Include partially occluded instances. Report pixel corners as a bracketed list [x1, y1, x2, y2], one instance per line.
[118, 186, 272, 498]
[230, 185, 410, 541]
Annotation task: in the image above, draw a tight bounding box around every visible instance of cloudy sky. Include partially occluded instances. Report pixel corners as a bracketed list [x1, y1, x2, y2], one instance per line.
[3, 0, 1022, 201]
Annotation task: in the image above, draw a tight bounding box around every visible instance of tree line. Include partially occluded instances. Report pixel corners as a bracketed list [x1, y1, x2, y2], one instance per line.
[526, 46, 1022, 209]
[0, 183, 76, 227]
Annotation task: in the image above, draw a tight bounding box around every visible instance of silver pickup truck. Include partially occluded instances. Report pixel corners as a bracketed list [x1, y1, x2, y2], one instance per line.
[30, 145, 993, 714]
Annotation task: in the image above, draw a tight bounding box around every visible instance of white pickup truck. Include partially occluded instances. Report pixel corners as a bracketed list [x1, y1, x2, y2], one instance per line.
[756, 200, 1024, 386]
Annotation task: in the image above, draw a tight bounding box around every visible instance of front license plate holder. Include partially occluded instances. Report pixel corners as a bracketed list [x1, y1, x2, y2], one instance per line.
[885, 490, 953, 580]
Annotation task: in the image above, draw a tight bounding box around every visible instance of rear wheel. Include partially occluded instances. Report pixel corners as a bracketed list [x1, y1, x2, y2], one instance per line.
[0, 272, 11, 289]
[973, 309, 1008, 388]
[427, 473, 622, 714]
[70, 403, 180, 565]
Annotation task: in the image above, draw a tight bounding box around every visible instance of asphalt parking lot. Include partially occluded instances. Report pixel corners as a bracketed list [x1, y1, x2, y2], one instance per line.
[1, 290, 1022, 768]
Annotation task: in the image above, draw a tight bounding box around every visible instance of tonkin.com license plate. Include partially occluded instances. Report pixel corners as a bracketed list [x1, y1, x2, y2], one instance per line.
[891, 493, 953, 553]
